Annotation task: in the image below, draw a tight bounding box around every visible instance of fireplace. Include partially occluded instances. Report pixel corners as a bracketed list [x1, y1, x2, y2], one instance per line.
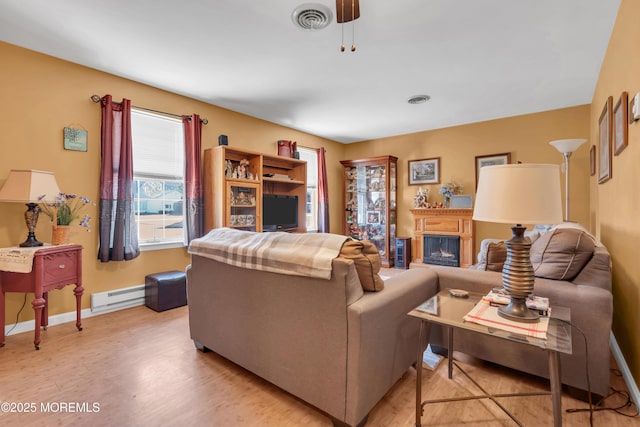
[423, 235, 460, 267]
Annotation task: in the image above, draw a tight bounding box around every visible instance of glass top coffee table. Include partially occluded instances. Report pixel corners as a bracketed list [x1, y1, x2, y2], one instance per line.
[409, 288, 572, 427]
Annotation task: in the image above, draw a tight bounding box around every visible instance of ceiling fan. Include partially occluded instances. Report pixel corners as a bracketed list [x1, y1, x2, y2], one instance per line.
[336, 0, 360, 23]
[336, 0, 360, 52]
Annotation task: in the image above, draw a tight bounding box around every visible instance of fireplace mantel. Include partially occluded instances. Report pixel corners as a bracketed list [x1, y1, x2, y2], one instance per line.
[410, 208, 475, 268]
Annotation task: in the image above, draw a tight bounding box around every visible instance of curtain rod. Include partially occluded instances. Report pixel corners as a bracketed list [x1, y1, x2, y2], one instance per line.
[90, 95, 208, 124]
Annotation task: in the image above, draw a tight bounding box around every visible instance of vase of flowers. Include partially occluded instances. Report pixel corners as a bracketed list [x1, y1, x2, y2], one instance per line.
[438, 180, 463, 208]
[38, 192, 92, 244]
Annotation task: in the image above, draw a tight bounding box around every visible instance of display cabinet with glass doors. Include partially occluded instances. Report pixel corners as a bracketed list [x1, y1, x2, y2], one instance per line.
[340, 155, 397, 267]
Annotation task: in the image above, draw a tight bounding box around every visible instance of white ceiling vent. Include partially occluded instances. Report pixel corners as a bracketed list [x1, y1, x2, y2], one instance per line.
[292, 3, 333, 30]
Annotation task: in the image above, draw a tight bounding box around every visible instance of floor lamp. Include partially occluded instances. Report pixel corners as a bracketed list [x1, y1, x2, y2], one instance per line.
[549, 139, 586, 222]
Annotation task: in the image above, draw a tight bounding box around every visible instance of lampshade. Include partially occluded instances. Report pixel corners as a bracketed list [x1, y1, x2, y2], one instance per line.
[0, 170, 60, 203]
[473, 164, 563, 225]
[549, 138, 587, 154]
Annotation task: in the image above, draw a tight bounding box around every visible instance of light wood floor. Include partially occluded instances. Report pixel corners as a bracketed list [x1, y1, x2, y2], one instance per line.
[0, 299, 637, 426]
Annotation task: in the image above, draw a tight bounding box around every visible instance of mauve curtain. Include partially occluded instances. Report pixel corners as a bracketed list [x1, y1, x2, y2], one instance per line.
[98, 95, 140, 262]
[182, 114, 204, 243]
[317, 147, 330, 233]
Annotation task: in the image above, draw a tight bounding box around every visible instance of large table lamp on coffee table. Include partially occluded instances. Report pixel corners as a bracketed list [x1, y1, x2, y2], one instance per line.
[473, 163, 563, 322]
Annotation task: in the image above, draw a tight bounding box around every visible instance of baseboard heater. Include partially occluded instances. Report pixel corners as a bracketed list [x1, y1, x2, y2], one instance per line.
[91, 284, 146, 314]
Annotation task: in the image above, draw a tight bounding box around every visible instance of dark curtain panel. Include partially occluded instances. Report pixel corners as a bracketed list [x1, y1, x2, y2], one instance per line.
[317, 147, 330, 233]
[98, 95, 140, 262]
[182, 114, 204, 243]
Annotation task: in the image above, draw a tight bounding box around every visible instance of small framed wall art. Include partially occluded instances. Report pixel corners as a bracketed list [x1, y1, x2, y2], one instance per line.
[590, 145, 596, 176]
[63, 127, 88, 152]
[614, 91, 628, 156]
[598, 96, 613, 184]
[475, 152, 511, 188]
[408, 157, 440, 185]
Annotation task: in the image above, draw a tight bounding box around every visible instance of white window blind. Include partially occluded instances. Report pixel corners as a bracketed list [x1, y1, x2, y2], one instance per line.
[131, 110, 184, 180]
[131, 109, 186, 247]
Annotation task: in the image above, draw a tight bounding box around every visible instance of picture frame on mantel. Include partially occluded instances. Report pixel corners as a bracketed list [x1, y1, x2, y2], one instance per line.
[598, 96, 613, 184]
[475, 152, 511, 189]
[614, 91, 628, 156]
[408, 157, 440, 185]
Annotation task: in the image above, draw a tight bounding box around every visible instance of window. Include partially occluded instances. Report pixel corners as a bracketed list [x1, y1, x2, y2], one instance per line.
[131, 109, 185, 248]
[297, 147, 318, 232]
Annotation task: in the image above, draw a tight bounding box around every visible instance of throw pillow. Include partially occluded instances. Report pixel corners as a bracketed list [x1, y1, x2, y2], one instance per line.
[475, 238, 503, 271]
[339, 239, 384, 291]
[485, 241, 507, 272]
[530, 228, 595, 281]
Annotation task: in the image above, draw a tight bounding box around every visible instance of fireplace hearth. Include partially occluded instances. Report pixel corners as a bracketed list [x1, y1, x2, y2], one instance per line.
[423, 235, 460, 267]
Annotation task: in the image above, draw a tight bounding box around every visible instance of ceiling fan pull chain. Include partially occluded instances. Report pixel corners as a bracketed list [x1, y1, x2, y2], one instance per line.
[340, 0, 345, 51]
[351, 0, 356, 51]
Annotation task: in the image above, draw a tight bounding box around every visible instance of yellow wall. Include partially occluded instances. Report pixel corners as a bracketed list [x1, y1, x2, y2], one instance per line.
[591, 0, 640, 385]
[343, 106, 592, 246]
[0, 41, 345, 321]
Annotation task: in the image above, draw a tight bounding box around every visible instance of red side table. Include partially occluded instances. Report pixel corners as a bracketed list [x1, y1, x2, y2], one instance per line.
[0, 244, 83, 349]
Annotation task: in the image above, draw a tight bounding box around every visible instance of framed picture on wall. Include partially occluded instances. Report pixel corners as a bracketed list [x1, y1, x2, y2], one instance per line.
[590, 145, 596, 176]
[475, 152, 511, 188]
[598, 96, 613, 184]
[63, 127, 88, 152]
[408, 157, 440, 185]
[614, 91, 628, 156]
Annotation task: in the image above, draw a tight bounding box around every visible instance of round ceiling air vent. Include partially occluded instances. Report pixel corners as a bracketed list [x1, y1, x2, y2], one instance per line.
[408, 95, 431, 105]
[292, 3, 333, 30]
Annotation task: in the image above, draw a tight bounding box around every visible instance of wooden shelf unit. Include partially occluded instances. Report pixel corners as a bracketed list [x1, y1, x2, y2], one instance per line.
[204, 146, 307, 233]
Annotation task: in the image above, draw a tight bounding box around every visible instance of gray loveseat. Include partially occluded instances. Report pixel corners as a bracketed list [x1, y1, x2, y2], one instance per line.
[422, 223, 613, 399]
[187, 236, 438, 427]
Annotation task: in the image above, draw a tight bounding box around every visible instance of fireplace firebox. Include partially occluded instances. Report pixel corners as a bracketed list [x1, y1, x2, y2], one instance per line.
[423, 235, 460, 267]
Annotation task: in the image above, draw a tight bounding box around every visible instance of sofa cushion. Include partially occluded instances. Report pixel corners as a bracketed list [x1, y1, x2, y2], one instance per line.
[339, 239, 384, 291]
[530, 228, 595, 281]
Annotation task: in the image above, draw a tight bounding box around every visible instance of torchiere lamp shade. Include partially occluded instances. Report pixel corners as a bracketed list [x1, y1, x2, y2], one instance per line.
[549, 138, 587, 155]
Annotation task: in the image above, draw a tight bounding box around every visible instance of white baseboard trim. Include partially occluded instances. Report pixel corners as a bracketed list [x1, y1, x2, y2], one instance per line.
[4, 301, 144, 337]
[610, 331, 640, 408]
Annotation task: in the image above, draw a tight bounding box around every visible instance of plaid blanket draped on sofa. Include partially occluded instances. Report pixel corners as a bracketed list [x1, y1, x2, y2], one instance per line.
[188, 228, 348, 279]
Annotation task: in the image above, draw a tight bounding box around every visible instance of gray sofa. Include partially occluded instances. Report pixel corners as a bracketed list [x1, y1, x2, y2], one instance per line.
[422, 224, 613, 399]
[187, 254, 438, 427]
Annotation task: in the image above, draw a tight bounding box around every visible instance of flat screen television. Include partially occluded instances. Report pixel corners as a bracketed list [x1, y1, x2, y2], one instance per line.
[262, 194, 298, 231]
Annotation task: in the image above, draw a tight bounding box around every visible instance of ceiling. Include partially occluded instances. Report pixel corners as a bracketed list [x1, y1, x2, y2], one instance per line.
[0, 0, 620, 143]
